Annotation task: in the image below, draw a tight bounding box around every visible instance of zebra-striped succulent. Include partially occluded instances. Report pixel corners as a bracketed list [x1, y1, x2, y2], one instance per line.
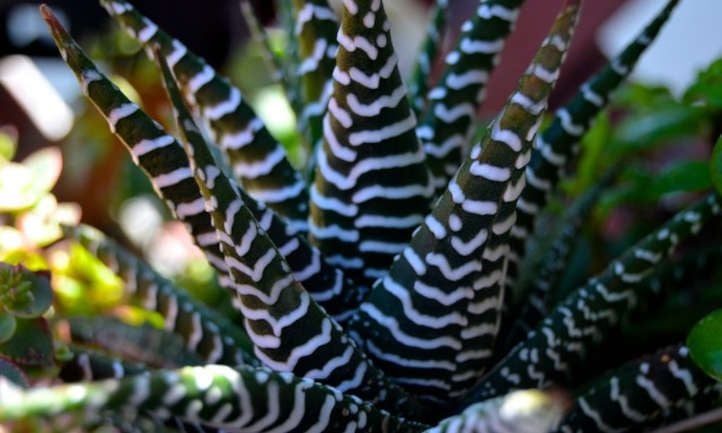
[2, 0, 722, 432]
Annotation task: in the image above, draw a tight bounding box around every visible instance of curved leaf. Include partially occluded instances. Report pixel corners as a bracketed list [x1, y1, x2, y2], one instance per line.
[688, 308, 722, 382]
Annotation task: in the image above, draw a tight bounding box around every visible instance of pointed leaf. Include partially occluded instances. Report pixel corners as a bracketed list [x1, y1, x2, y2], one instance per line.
[66, 224, 256, 367]
[507, 0, 680, 282]
[408, 0, 448, 118]
[309, 0, 433, 287]
[41, 4, 234, 295]
[418, 0, 526, 194]
[155, 47, 370, 322]
[289, 0, 338, 157]
[557, 345, 721, 433]
[463, 194, 722, 404]
[0, 364, 429, 433]
[100, 0, 310, 232]
[69, 316, 203, 368]
[349, 1, 580, 404]
[157, 50, 422, 415]
[58, 349, 145, 383]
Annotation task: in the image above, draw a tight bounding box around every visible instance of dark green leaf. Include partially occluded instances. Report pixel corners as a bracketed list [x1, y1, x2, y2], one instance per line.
[0, 313, 16, 343]
[0, 356, 28, 387]
[613, 105, 707, 154]
[688, 308, 722, 382]
[710, 135, 722, 195]
[0, 317, 54, 367]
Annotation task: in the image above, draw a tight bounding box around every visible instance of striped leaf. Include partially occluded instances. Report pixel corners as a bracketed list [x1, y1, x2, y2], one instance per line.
[348, 1, 580, 404]
[506, 0, 680, 281]
[555, 345, 722, 433]
[47, 3, 364, 336]
[59, 350, 222, 433]
[41, 6, 233, 294]
[417, 0, 526, 194]
[308, 0, 433, 287]
[463, 193, 722, 404]
[408, 0, 448, 118]
[68, 316, 203, 368]
[0, 364, 428, 433]
[502, 171, 615, 350]
[66, 225, 256, 367]
[154, 52, 370, 324]
[427, 389, 569, 433]
[290, 0, 339, 160]
[157, 51, 422, 415]
[100, 0, 310, 233]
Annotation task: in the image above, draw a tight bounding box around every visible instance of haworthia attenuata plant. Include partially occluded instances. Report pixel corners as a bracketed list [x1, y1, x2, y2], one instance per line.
[417, 0, 526, 194]
[555, 345, 722, 433]
[506, 0, 680, 281]
[100, 0, 310, 233]
[408, 0, 448, 119]
[66, 225, 256, 367]
[308, 0, 433, 287]
[0, 364, 428, 433]
[463, 193, 721, 404]
[348, 1, 580, 404]
[157, 48, 423, 416]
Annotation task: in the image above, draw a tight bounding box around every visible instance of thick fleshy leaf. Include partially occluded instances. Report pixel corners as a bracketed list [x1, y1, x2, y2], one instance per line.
[0, 317, 53, 367]
[427, 389, 569, 433]
[502, 171, 614, 350]
[408, 0, 448, 118]
[69, 317, 203, 368]
[58, 349, 145, 383]
[66, 225, 256, 367]
[157, 50, 423, 416]
[100, 0, 310, 233]
[309, 0, 433, 287]
[507, 0, 680, 282]
[0, 364, 429, 433]
[348, 1, 580, 405]
[41, 4, 234, 293]
[463, 194, 722, 404]
[153, 49, 368, 323]
[555, 345, 722, 433]
[289, 0, 338, 159]
[688, 309, 722, 382]
[417, 0, 526, 194]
